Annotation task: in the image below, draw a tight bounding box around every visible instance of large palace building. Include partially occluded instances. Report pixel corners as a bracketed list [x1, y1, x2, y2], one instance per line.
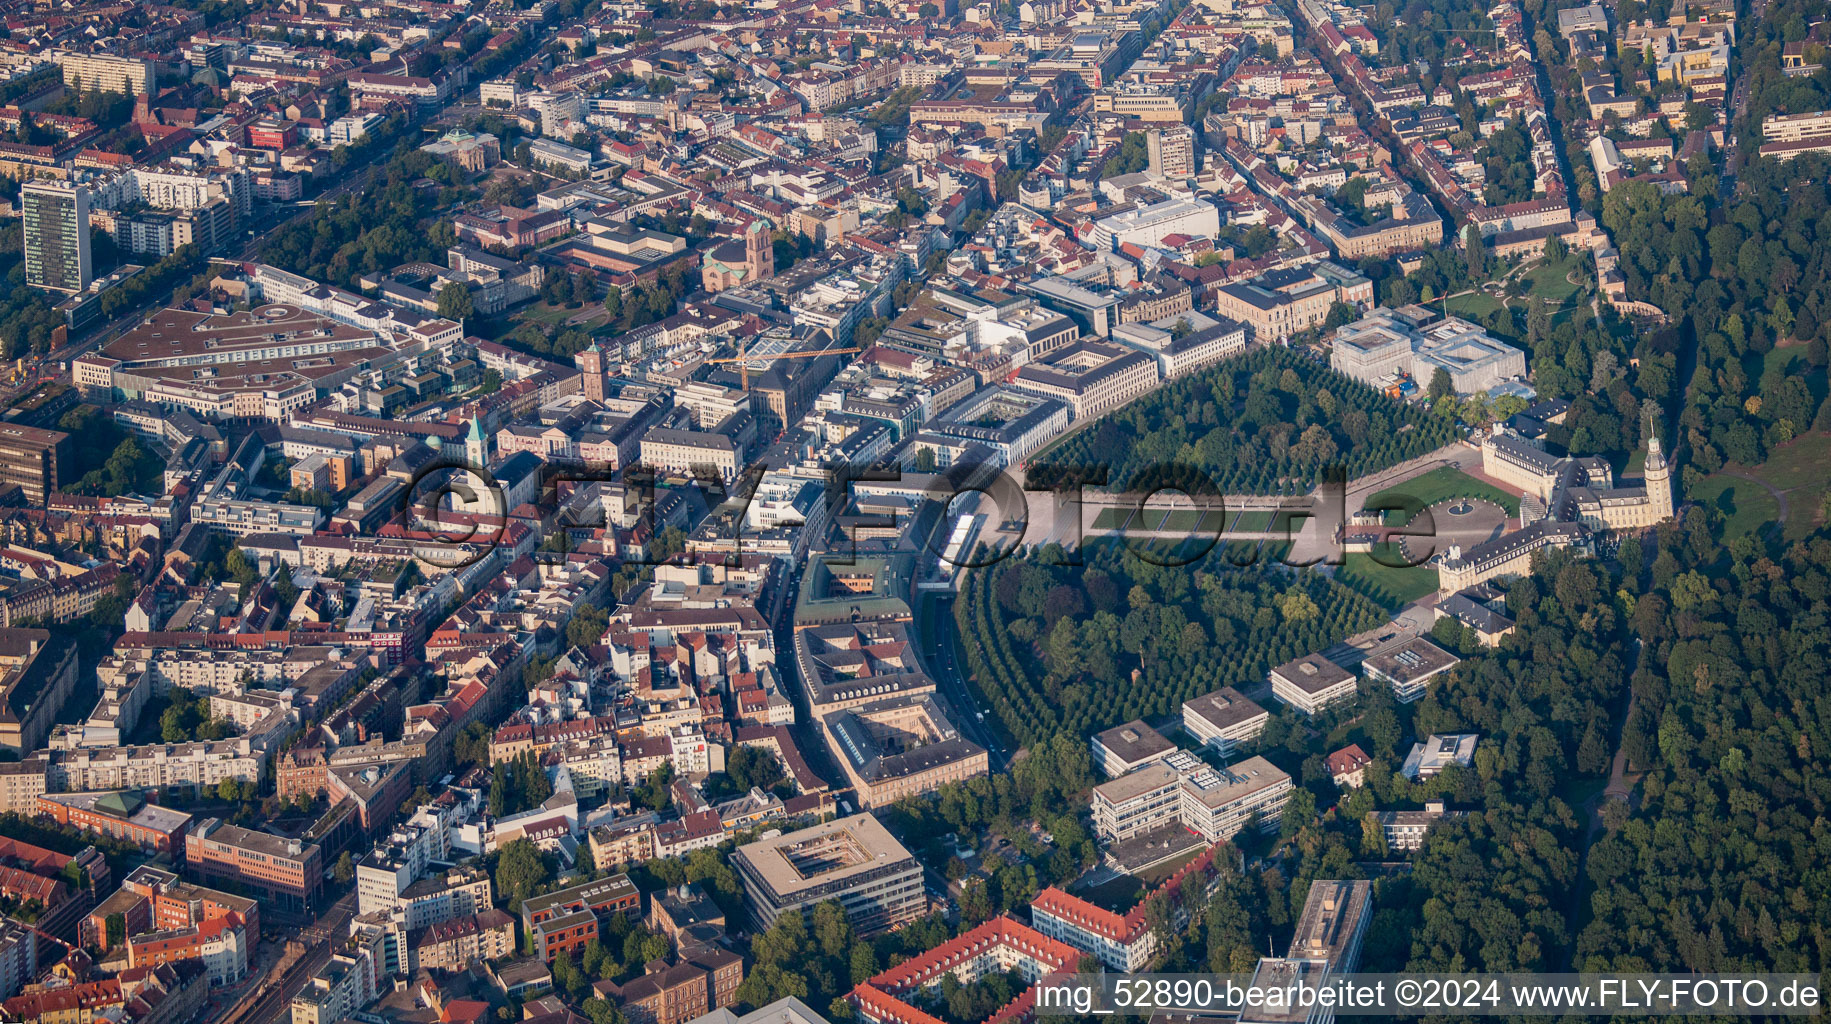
[1437, 426, 1674, 594]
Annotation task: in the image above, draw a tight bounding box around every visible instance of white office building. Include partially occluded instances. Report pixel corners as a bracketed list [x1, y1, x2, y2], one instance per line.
[1090, 198, 1221, 251]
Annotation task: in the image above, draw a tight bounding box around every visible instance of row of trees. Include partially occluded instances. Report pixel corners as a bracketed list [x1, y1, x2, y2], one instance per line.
[1147, 546, 1630, 975]
[653, 493, 1823, 1008]
[956, 541, 1387, 745]
[1038, 347, 1457, 496]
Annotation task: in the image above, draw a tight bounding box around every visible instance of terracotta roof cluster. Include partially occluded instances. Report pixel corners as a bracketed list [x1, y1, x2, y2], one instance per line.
[1032, 844, 1221, 946]
[849, 917, 1080, 1024]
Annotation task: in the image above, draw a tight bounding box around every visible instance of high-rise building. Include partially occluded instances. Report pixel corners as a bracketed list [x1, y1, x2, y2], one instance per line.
[0, 424, 72, 506]
[22, 182, 93, 293]
[1146, 124, 1196, 178]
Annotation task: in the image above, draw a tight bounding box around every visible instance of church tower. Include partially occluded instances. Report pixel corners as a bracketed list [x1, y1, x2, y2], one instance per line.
[577, 340, 606, 403]
[746, 220, 774, 284]
[1644, 432, 1673, 522]
[465, 413, 489, 469]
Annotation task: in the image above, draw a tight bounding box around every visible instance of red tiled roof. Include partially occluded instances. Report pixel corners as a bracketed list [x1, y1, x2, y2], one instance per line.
[1327, 744, 1372, 776]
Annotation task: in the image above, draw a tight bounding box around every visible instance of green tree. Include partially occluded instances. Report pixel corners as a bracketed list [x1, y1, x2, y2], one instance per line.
[437, 282, 475, 320]
[1427, 367, 1453, 402]
[1462, 224, 1487, 281]
[225, 547, 260, 585]
[552, 951, 589, 1001]
[161, 706, 190, 743]
[567, 602, 609, 649]
[494, 839, 551, 907]
[334, 851, 355, 885]
[454, 721, 492, 768]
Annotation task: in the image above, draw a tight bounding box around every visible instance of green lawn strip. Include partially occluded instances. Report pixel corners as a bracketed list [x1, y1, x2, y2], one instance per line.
[1367, 466, 1521, 524]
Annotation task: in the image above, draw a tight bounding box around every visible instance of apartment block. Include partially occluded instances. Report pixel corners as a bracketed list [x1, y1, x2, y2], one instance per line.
[599, 948, 743, 1024]
[521, 874, 640, 961]
[1178, 757, 1295, 843]
[1372, 800, 1466, 852]
[410, 909, 515, 973]
[126, 913, 249, 987]
[54, 52, 155, 94]
[1090, 720, 1175, 779]
[1091, 750, 1293, 844]
[0, 425, 70, 507]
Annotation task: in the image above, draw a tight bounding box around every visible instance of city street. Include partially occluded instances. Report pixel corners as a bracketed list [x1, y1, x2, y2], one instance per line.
[920, 591, 1011, 771]
[219, 891, 356, 1024]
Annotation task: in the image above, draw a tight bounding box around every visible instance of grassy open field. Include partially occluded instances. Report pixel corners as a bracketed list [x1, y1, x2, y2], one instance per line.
[518, 302, 607, 329]
[1366, 466, 1521, 523]
[1701, 431, 1831, 540]
[1691, 476, 1781, 540]
[1517, 252, 1588, 304]
[1336, 549, 1440, 608]
[1134, 845, 1209, 885]
[1444, 292, 1504, 320]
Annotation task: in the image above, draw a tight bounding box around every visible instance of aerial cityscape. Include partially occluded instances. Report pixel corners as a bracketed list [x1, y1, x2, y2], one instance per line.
[0, 0, 1820, 1017]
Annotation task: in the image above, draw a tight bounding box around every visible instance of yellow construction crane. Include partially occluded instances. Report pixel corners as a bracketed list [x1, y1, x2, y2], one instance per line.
[705, 342, 864, 390]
